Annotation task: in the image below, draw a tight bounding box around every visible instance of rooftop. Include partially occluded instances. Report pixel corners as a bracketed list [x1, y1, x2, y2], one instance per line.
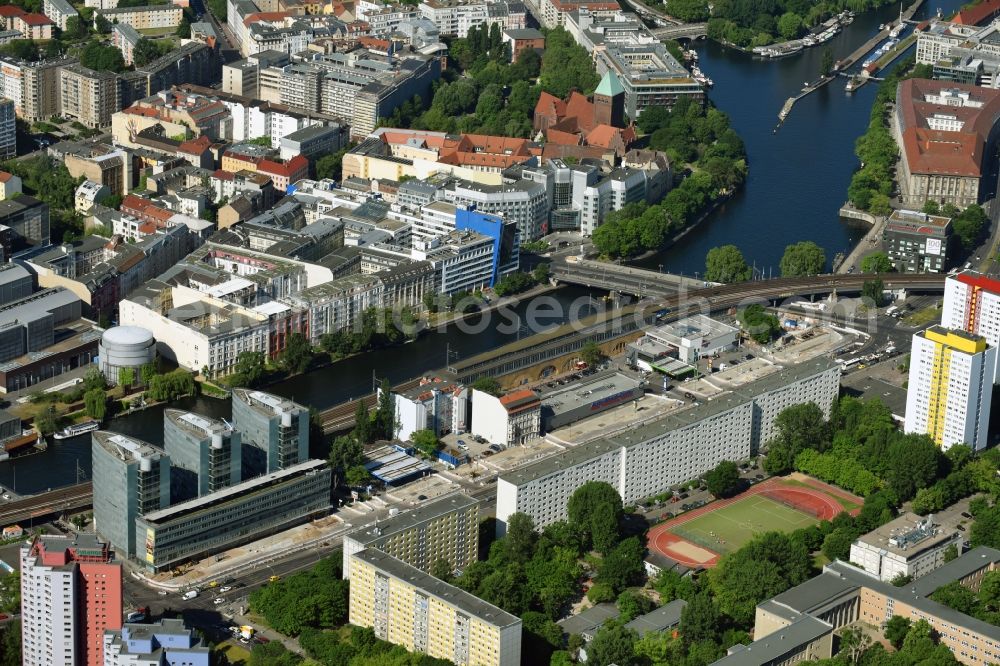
[345, 493, 478, 546]
[540, 371, 642, 416]
[855, 511, 960, 557]
[351, 548, 521, 628]
[500, 357, 837, 487]
[140, 459, 328, 524]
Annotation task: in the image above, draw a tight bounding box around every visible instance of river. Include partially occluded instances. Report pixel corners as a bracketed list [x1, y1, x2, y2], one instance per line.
[644, 0, 968, 276]
[1, 286, 603, 494]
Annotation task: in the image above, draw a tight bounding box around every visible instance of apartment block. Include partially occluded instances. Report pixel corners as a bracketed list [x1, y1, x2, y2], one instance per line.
[394, 378, 469, 441]
[21, 58, 74, 122]
[497, 358, 840, 531]
[349, 548, 521, 666]
[42, 0, 77, 29]
[904, 326, 996, 450]
[0, 98, 13, 159]
[21, 534, 122, 666]
[942, 270, 1000, 382]
[97, 4, 183, 29]
[231, 388, 309, 477]
[92, 431, 170, 559]
[342, 493, 479, 578]
[59, 64, 121, 129]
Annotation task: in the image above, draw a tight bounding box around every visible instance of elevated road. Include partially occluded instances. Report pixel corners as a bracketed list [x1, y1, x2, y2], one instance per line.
[0, 482, 92, 525]
[317, 273, 946, 430]
[651, 22, 708, 39]
[550, 260, 714, 296]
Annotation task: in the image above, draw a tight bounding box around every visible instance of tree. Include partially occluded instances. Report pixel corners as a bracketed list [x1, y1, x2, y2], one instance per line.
[616, 590, 654, 622]
[863, 278, 886, 307]
[705, 245, 751, 284]
[943, 543, 959, 563]
[680, 592, 721, 645]
[779, 241, 826, 277]
[952, 204, 988, 251]
[80, 42, 125, 73]
[431, 558, 454, 581]
[373, 378, 398, 441]
[580, 340, 603, 367]
[821, 526, 855, 561]
[132, 38, 161, 67]
[840, 626, 873, 665]
[345, 465, 371, 488]
[471, 376, 502, 397]
[705, 460, 741, 498]
[329, 435, 363, 486]
[117, 367, 134, 389]
[505, 512, 538, 563]
[861, 251, 893, 273]
[597, 537, 645, 593]
[738, 304, 781, 344]
[140, 362, 156, 386]
[279, 333, 313, 375]
[885, 615, 911, 649]
[352, 402, 373, 445]
[411, 429, 440, 458]
[568, 481, 623, 554]
[228, 351, 266, 387]
[588, 623, 639, 666]
[315, 146, 351, 182]
[820, 47, 834, 76]
[777, 12, 803, 39]
[0, 622, 20, 666]
[774, 402, 830, 453]
[248, 641, 303, 666]
[34, 406, 57, 435]
[84, 388, 107, 420]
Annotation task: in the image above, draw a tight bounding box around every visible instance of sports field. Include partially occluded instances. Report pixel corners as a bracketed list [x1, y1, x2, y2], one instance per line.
[670, 494, 816, 555]
[646, 476, 859, 568]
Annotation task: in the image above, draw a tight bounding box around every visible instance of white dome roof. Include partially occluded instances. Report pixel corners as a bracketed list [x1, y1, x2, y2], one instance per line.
[102, 326, 154, 347]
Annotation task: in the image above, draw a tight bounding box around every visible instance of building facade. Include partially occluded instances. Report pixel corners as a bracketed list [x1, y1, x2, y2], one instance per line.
[163, 409, 243, 501]
[942, 270, 1000, 383]
[92, 431, 171, 559]
[885, 209, 952, 273]
[231, 388, 309, 477]
[21, 534, 122, 666]
[134, 459, 331, 571]
[849, 512, 964, 582]
[471, 388, 541, 446]
[349, 549, 522, 666]
[103, 619, 210, 666]
[904, 326, 996, 450]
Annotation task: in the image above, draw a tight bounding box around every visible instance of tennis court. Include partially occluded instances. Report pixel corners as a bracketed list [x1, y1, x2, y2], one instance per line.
[670, 494, 817, 555]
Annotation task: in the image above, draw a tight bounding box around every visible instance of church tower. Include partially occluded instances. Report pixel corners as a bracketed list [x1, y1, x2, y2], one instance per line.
[593, 70, 626, 128]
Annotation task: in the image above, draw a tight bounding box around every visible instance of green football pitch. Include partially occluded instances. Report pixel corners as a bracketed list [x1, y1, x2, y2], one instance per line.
[670, 495, 818, 555]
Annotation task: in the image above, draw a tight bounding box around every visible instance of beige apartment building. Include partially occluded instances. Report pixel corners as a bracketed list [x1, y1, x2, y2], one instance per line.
[97, 4, 182, 29]
[60, 64, 120, 129]
[349, 549, 522, 666]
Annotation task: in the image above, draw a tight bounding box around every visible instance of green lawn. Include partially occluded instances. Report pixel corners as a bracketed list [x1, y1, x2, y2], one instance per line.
[215, 642, 251, 665]
[903, 305, 943, 328]
[671, 495, 818, 555]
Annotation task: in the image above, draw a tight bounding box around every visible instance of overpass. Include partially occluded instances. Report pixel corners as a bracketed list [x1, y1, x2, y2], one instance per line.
[0, 482, 92, 526]
[317, 273, 946, 430]
[550, 260, 715, 297]
[651, 22, 708, 39]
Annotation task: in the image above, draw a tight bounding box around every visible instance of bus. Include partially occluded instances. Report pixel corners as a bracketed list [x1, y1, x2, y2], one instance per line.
[837, 358, 860, 370]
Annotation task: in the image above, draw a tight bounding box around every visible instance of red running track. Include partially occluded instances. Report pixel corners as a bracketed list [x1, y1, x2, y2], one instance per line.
[646, 477, 859, 569]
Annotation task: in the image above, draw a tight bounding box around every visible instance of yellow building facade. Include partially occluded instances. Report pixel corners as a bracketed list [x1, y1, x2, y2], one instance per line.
[349, 549, 521, 666]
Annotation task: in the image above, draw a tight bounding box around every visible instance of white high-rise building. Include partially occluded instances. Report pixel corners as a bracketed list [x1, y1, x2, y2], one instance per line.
[904, 326, 996, 451]
[941, 270, 1000, 383]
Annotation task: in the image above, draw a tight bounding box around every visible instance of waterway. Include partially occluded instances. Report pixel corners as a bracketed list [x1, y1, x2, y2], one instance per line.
[0, 286, 601, 494]
[644, 0, 968, 276]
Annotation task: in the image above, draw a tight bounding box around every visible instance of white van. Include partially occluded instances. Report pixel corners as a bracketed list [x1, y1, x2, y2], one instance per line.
[182, 590, 198, 600]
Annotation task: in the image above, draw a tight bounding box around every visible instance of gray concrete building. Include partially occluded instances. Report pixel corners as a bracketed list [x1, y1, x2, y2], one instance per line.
[135, 459, 330, 571]
[163, 409, 242, 502]
[279, 124, 347, 162]
[0, 195, 49, 251]
[231, 388, 309, 477]
[0, 263, 35, 306]
[92, 431, 170, 559]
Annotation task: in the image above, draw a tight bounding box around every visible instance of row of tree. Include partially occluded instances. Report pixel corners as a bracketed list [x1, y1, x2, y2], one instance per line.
[251, 625, 454, 666]
[704, 240, 826, 284]
[847, 61, 933, 214]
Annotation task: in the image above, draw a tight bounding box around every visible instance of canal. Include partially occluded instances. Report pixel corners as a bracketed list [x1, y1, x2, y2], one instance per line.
[644, 0, 968, 276]
[2, 286, 602, 494]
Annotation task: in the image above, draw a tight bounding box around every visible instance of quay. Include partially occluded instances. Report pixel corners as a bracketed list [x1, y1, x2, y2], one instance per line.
[316, 273, 948, 432]
[779, 0, 925, 123]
